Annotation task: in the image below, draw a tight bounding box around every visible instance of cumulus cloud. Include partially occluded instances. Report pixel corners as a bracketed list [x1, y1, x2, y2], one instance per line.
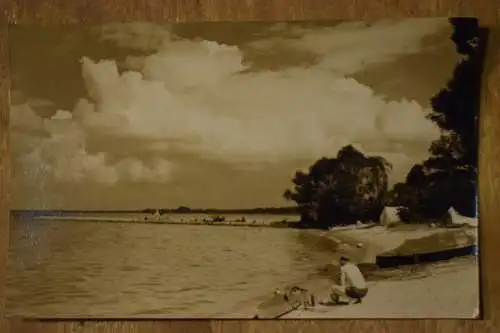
[11, 103, 174, 185]
[74, 54, 440, 165]
[13, 19, 449, 187]
[51, 109, 73, 120]
[141, 40, 248, 90]
[10, 103, 45, 131]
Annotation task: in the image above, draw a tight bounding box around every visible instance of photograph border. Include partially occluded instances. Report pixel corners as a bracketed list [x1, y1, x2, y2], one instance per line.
[1, 1, 499, 332]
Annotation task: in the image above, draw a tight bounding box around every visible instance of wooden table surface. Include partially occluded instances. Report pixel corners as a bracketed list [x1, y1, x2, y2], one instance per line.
[1, 1, 499, 332]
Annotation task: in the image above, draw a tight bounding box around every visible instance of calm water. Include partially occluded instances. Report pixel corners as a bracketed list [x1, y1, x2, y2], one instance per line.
[7, 217, 337, 318]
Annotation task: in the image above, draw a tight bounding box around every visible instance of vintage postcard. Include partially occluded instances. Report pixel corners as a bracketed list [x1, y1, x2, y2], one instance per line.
[7, 17, 485, 319]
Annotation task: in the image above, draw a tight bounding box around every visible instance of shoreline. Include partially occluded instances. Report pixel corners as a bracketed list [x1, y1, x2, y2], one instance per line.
[29, 215, 300, 229]
[285, 257, 479, 318]
[24, 215, 479, 318]
[282, 225, 479, 318]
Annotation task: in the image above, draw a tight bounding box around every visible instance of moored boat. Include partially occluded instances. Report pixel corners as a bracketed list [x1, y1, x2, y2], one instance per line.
[376, 244, 476, 268]
[375, 228, 477, 268]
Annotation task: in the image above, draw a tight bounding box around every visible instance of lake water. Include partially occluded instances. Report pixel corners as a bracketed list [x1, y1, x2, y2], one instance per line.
[6, 217, 337, 318]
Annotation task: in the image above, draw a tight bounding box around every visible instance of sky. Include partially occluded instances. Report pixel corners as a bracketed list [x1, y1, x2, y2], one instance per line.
[9, 19, 461, 210]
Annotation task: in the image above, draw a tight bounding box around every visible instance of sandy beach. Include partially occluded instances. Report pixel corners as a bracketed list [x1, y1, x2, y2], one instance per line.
[285, 259, 478, 318]
[278, 225, 479, 319]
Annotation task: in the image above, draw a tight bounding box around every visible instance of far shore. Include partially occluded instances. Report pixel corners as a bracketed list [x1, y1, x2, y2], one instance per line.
[21, 214, 478, 235]
[28, 215, 302, 229]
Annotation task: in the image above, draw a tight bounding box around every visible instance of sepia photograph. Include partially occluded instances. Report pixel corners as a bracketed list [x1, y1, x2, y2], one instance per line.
[7, 17, 485, 319]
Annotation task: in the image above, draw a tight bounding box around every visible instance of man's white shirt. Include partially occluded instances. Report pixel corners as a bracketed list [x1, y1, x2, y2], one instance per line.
[340, 262, 367, 289]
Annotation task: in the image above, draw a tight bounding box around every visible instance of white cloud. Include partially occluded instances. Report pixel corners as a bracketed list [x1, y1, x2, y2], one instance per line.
[51, 109, 73, 120]
[75, 54, 440, 165]
[11, 103, 174, 185]
[10, 103, 44, 131]
[12, 19, 448, 186]
[249, 18, 449, 75]
[141, 40, 248, 90]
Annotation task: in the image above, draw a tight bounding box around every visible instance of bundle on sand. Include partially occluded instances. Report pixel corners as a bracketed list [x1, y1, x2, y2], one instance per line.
[448, 207, 478, 228]
[254, 286, 316, 319]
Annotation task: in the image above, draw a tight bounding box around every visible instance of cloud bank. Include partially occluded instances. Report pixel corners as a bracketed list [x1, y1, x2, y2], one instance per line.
[11, 103, 173, 185]
[12, 19, 449, 188]
[248, 18, 449, 75]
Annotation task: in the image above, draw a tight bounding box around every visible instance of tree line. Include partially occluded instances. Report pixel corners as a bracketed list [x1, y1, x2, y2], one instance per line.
[284, 18, 487, 229]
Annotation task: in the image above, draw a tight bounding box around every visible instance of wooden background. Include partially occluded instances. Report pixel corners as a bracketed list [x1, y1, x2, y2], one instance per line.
[0, 1, 499, 332]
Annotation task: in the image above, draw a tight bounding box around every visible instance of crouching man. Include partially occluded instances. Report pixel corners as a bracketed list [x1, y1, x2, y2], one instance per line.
[330, 256, 368, 304]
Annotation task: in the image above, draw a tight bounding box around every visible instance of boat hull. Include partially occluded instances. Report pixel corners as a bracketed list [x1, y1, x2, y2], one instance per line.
[376, 245, 476, 268]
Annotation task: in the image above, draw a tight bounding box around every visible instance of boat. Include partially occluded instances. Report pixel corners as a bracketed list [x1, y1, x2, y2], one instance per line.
[375, 228, 477, 268]
[376, 244, 477, 268]
[254, 286, 313, 319]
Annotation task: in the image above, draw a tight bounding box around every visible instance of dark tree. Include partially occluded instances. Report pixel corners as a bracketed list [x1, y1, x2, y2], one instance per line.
[174, 206, 192, 213]
[424, 18, 487, 217]
[390, 164, 454, 223]
[284, 145, 391, 229]
[396, 18, 487, 221]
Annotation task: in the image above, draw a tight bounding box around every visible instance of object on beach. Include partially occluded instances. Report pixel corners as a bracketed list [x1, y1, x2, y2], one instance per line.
[376, 244, 476, 268]
[310, 293, 316, 307]
[319, 300, 348, 306]
[448, 207, 478, 228]
[255, 286, 314, 319]
[379, 206, 402, 227]
[375, 229, 476, 268]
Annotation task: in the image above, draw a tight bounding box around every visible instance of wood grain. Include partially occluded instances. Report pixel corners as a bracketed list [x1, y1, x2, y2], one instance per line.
[0, 21, 11, 333]
[1, 1, 499, 333]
